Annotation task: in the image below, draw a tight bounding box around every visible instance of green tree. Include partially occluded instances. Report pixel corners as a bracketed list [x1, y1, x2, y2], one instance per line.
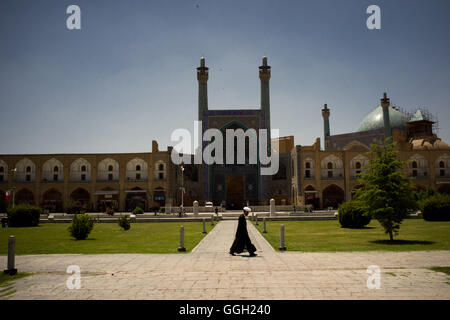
[354, 139, 416, 241]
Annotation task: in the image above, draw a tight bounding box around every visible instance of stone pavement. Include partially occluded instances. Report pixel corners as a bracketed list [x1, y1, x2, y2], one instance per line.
[1, 220, 450, 300]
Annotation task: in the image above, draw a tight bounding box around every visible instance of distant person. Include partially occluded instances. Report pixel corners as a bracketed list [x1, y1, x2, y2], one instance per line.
[1, 217, 7, 228]
[229, 207, 257, 257]
[215, 207, 219, 216]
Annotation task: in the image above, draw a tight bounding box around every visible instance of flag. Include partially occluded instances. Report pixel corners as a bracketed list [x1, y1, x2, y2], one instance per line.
[5, 191, 11, 200]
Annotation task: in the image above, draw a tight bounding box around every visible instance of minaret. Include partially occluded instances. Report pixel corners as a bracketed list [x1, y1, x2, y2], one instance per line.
[321, 103, 330, 149]
[197, 57, 209, 122]
[259, 56, 271, 150]
[380, 92, 392, 140]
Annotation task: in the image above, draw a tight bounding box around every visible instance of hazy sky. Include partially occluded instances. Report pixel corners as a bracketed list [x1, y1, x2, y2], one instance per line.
[1, 0, 449, 154]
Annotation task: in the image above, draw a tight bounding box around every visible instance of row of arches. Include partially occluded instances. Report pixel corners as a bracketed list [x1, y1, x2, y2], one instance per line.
[302, 153, 450, 180]
[304, 154, 370, 180]
[0, 187, 167, 212]
[0, 158, 166, 183]
[303, 183, 450, 209]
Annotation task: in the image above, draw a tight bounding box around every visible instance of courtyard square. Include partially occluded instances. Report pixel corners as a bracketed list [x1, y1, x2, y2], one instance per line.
[1, 220, 450, 300]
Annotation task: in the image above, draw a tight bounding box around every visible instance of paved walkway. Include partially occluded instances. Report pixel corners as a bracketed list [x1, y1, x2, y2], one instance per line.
[1, 220, 450, 300]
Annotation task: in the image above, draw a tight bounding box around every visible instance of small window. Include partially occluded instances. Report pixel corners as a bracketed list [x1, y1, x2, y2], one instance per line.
[53, 174, 58, 181]
[108, 165, 113, 172]
[136, 165, 141, 171]
[305, 170, 310, 178]
[26, 166, 31, 173]
[26, 174, 31, 181]
[356, 162, 361, 169]
[81, 165, 87, 172]
[328, 170, 333, 178]
[305, 162, 310, 169]
[158, 164, 164, 171]
[108, 173, 113, 181]
[412, 170, 417, 177]
[439, 161, 445, 168]
[54, 166, 59, 172]
[327, 162, 333, 170]
[0, 175, 3, 182]
[412, 161, 418, 169]
[159, 172, 164, 180]
[81, 174, 86, 181]
[440, 169, 445, 177]
[136, 173, 141, 180]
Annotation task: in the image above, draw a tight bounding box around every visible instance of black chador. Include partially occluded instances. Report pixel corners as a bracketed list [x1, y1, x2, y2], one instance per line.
[229, 208, 257, 256]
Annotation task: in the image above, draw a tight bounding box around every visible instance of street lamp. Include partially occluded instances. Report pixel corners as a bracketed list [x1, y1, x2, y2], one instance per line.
[180, 165, 185, 209]
[11, 168, 17, 208]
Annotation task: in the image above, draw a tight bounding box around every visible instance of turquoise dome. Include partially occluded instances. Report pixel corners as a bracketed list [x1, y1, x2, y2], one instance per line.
[357, 105, 408, 132]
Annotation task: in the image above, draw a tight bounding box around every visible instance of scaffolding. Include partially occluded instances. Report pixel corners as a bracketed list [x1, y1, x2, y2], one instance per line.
[396, 105, 440, 136]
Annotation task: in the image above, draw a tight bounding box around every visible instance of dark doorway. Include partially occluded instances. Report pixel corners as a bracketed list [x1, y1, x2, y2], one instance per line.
[15, 188, 35, 205]
[42, 188, 63, 212]
[126, 188, 147, 211]
[226, 175, 244, 210]
[322, 184, 345, 209]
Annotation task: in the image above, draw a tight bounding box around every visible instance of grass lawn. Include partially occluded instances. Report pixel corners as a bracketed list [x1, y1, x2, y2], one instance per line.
[0, 222, 215, 255]
[253, 219, 450, 252]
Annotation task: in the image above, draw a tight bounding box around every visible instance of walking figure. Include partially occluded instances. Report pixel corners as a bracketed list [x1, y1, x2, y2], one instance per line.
[229, 207, 257, 257]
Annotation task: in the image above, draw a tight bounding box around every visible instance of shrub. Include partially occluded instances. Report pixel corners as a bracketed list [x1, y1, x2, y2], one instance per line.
[338, 200, 371, 228]
[68, 214, 94, 240]
[65, 200, 86, 215]
[7, 204, 42, 227]
[118, 215, 131, 230]
[420, 193, 450, 221]
[133, 206, 144, 215]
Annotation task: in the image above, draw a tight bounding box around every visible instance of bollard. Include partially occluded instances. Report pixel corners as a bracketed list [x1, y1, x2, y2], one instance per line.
[4, 236, 17, 275]
[263, 217, 267, 233]
[211, 215, 214, 226]
[279, 224, 287, 251]
[270, 198, 275, 217]
[202, 218, 207, 234]
[178, 225, 186, 252]
[255, 214, 259, 226]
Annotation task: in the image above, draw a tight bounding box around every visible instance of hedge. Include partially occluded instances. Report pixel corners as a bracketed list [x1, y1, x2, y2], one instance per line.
[6, 204, 42, 227]
[420, 193, 450, 221]
[338, 200, 371, 228]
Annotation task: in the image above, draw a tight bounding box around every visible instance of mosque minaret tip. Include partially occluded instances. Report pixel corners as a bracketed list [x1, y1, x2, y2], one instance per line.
[259, 56, 271, 150]
[322, 103, 331, 150]
[197, 57, 209, 122]
[380, 92, 392, 139]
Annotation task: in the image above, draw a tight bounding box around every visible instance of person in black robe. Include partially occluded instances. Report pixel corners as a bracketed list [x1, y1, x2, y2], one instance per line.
[229, 207, 257, 256]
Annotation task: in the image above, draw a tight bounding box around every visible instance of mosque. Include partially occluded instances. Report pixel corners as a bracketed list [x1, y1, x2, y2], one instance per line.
[0, 57, 449, 212]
